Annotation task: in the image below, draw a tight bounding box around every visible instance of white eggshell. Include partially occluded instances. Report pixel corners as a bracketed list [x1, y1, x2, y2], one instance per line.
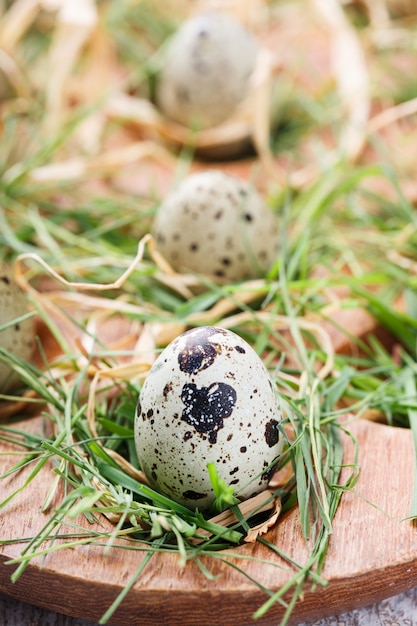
[155, 11, 257, 129]
[153, 170, 278, 281]
[134, 326, 283, 511]
[0, 264, 35, 392]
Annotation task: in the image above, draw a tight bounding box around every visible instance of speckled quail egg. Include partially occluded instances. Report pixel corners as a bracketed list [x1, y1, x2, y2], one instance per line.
[153, 170, 278, 282]
[134, 326, 284, 511]
[155, 11, 257, 130]
[0, 263, 35, 392]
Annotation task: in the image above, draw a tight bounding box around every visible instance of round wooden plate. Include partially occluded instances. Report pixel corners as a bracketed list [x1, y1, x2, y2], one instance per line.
[0, 301, 414, 626]
[0, 401, 416, 626]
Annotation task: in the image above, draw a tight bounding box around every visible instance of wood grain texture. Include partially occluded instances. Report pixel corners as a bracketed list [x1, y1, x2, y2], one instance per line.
[1, 414, 416, 626]
[2, 588, 417, 626]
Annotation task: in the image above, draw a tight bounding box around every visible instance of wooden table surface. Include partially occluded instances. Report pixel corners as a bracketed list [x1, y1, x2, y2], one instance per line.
[1, 587, 416, 625]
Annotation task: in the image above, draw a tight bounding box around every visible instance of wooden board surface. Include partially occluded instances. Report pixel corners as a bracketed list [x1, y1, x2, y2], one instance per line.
[1, 413, 416, 626]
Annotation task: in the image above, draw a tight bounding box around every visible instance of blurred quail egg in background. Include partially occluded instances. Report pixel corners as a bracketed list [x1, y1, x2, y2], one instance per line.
[0, 263, 35, 392]
[134, 326, 284, 511]
[153, 170, 279, 281]
[155, 11, 258, 130]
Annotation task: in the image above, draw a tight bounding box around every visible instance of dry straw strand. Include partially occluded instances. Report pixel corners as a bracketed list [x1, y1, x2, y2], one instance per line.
[0, 0, 40, 52]
[313, 0, 370, 162]
[42, 0, 98, 134]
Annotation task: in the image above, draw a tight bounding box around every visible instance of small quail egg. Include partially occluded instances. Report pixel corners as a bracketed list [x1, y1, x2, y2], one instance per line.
[155, 11, 257, 130]
[134, 326, 283, 511]
[153, 170, 278, 282]
[0, 263, 35, 392]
